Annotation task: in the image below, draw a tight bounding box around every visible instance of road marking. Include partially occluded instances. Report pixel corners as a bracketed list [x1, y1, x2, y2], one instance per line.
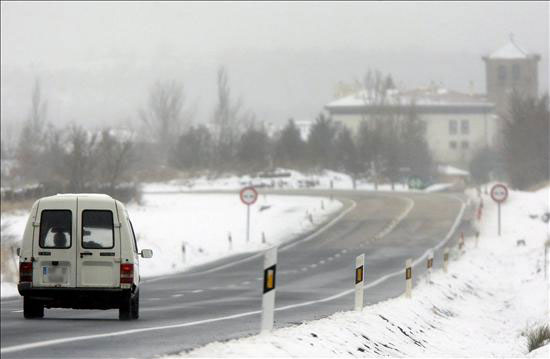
[0, 195, 465, 355]
[335, 253, 341, 258]
[327, 256, 333, 261]
[171, 294, 183, 298]
[309, 264, 317, 268]
[319, 260, 325, 265]
[191, 289, 204, 293]
[11, 310, 23, 313]
[241, 281, 251, 286]
[301, 267, 308, 271]
[179, 198, 357, 277]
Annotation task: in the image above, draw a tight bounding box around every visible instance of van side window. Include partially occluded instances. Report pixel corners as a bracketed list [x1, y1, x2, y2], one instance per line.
[39, 210, 72, 249]
[82, 210, 114, 249]
[128, 219, 139, 253]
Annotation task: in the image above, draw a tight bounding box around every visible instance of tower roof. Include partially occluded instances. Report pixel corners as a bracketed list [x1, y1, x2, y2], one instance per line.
[487, 36, 534, 60]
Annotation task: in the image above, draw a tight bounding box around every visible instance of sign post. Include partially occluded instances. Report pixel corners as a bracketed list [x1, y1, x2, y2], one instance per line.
[426, 250, 434, 283]
[354, 254, 365, 311]
[405, 258, 412, 298]
[490, 184, 508, 236]
[443, 247, 449, 273]
[261, 247, 277, 333]
[240, 187, 258, 243]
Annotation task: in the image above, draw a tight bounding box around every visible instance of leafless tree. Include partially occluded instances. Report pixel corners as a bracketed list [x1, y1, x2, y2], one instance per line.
[140, 80, 190, 159]
[16, 78, 48, 182]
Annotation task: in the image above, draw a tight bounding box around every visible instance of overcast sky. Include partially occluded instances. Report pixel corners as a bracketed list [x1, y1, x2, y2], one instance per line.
[1, 2, 548, 137]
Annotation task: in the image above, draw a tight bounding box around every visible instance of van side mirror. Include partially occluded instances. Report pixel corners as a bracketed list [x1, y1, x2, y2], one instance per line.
[140, 249, 153, 258]
[16, 248, 21, 256]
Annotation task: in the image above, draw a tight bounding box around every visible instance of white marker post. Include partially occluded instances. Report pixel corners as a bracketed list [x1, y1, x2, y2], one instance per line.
[426, 250, 434, 283]
[443, 247, 449, 273]
[490, 184, 508, 237]
[405, 258, 412, 298]
[240, 187, 258, 243]
[261, 247, 277, 333]
[354, 254, 365, 311]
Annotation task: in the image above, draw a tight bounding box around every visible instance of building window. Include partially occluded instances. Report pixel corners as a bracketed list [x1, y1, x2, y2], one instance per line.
[498, 65, 507, 82]
[461, 119, 470, 135]
[449, 141, 457, 150]
[449, 120, 457, 135]
[512, 63, 520, 81]
[461, 141, 469, 149]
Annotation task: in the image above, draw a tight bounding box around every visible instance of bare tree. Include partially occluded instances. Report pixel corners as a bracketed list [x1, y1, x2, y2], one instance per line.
[96, 129, 134, 192]
[16, 78, 48, 182]
[211, 66, 248, 170]
[64, 124, 98, 192]
[140, 80, 189, 159]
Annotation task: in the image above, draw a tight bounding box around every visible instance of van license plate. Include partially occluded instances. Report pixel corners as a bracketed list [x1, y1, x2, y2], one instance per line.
[43, 266, 68, 284]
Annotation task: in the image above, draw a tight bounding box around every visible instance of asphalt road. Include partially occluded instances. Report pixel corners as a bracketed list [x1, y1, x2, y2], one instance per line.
[0, 190, 472, 358]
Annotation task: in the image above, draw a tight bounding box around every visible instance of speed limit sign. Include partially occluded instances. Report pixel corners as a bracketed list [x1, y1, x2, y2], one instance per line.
[490, 184, 508, 203]
[240, 187, 258, 243]
[490, 183, 508, 236]
[240, 187, 258, 205]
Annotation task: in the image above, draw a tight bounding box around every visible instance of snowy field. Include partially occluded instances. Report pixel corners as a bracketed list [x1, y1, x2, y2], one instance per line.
[143, 168, 453, 193]
[0, 193, 342, 297]
[171, 187, 550, 357]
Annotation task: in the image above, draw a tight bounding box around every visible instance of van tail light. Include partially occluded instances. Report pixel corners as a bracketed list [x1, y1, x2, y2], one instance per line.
[20, 262, 33, 283]
[120, 263, 134, 284]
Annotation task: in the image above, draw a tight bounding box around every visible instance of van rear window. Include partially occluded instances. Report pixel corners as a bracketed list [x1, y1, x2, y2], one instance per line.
[82, 210, 114, 249]
[39, 210, 72, 249]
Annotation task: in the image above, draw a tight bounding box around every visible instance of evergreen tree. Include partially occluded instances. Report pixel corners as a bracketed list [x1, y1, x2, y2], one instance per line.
[307, 113, 336, 170]
[237, 126, 270, 173]
[334, 126, 362, 188]
[274, 119, 306, 169]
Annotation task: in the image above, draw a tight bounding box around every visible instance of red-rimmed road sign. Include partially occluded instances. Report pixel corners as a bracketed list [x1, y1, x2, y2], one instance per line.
[240, 187, 258, 206]
[490, 183, 508, 236]
[490, 184, 508, 203]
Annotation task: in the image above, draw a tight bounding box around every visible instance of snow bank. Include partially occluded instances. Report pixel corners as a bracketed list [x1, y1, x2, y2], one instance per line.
[144, 168, 413, 193]
[128, 193, 342, 277]
[175, 187, 549, 357]
[0, 193, 342, 296]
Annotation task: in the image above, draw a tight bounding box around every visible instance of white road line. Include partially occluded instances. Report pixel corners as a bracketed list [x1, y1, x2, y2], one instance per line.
[241, 281, 251, 286]
[171, 294, 183, 298]
[11, 310, 23, 313]
[1, 195, 466, 355]
[309, 264, 317, 268]
[191, 289, 203, 293]
[334, 253, 341, 258]
[327, 257, 333, 261]
[319, 260, 325, 265]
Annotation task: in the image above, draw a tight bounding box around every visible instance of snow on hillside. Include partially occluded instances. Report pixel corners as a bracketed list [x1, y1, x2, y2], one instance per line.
[0, 193, 342, 297]
[174, 187, 550, 357]
[144, 169, 413, 193]
[128, 193, 342, 278]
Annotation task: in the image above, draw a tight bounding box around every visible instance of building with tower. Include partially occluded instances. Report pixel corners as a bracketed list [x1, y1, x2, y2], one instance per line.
[483, 35, 540, 115]
[324, 37, 540, 169]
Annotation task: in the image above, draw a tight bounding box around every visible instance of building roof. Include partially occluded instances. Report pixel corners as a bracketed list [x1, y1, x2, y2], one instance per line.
[485, 36, 539, 60]
[325, 86, 494, 115]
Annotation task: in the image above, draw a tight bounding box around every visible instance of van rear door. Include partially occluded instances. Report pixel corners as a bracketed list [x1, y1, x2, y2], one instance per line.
[76, 197, 121, 288]
[32, 198, 77, 288]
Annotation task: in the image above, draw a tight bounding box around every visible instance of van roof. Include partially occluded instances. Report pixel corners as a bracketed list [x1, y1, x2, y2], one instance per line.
[38, 193, 116, 205]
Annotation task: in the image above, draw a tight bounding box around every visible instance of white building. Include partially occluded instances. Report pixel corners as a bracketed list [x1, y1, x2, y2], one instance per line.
[325, 86, 497, 167]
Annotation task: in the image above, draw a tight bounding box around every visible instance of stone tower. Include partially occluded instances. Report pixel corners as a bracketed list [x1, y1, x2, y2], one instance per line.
[482, 35, 540, 115]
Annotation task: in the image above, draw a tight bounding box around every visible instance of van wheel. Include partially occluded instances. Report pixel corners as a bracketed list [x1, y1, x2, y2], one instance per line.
[131, 290, 139, 319]
[119, 292, 132, 320]
[23, 297, 44, 319]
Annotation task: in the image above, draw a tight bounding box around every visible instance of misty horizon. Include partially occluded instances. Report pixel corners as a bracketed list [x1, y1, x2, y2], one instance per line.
[1, 2, 548, 142]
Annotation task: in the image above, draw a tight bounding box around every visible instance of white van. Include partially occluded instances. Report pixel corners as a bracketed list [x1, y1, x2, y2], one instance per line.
[17, 193, 153, 320]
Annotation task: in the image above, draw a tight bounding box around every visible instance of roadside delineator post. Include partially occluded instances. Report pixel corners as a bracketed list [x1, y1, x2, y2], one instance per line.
[405, 258, 412, 298]
[321, 200, 325, 210]
[228, 232, 232, 251]
[354, 254, 365, 311]
[261, 247, 277, 333]
[443, 247, 449, 273]
[262, 232, 266, 244]
[426, 250, 434, 283]
[475, 231, 480, 248]
[458, 232, 465, 252]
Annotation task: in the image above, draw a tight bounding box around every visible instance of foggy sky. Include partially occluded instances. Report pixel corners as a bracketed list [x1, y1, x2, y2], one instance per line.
[1, 2, 548, 140]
